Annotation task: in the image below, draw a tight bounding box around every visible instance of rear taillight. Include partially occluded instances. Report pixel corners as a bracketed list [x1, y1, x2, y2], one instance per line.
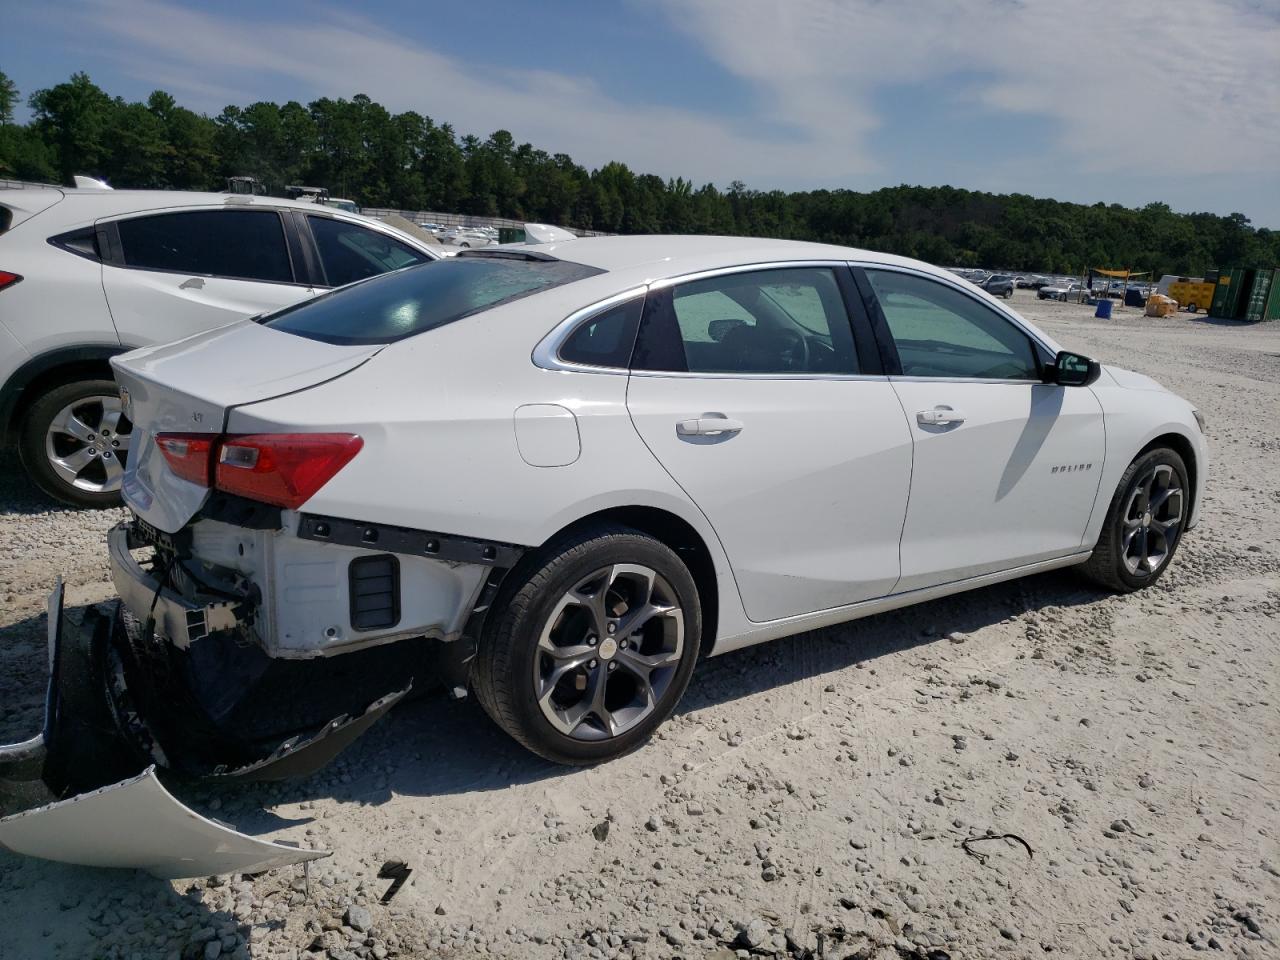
[0, 271, 23, 291]
[154, 432, 362, 509]
[216, 434, 363, 509]
[155, 433, 217, 486]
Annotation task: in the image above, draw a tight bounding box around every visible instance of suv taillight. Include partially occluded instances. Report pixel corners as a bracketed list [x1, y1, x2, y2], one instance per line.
[155, 432, 363, 509]
[0, 271, 23, 291]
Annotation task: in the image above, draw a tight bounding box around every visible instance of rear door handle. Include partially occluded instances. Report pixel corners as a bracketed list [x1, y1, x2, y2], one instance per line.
[916, 406, 966, 426]
[179, 277, 205, 290]
[676, 415, 744, 437]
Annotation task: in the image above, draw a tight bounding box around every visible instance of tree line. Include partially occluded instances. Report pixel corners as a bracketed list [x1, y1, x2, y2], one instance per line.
[2, 71, 1276, 277]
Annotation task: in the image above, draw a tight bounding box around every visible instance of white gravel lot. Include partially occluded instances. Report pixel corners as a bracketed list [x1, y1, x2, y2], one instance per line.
[1, 292, 1278, 960]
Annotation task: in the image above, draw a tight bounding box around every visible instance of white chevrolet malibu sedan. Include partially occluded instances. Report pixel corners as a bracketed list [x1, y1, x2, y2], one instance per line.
[97, 235, 1205, 768]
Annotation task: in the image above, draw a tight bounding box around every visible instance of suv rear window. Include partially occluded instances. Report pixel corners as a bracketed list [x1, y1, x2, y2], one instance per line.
[264, 254, 603, 345]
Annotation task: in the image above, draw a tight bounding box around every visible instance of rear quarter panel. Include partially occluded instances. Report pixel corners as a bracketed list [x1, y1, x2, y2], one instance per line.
[225, 285, 750, 644]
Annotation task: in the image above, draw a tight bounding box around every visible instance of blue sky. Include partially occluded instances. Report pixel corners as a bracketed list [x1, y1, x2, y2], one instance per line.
[8, 0, 1280, 226]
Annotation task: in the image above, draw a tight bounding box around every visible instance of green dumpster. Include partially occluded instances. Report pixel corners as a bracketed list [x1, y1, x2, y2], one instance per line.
[1244, 267, 1280, 322]
[1210, 268, 1245, 318]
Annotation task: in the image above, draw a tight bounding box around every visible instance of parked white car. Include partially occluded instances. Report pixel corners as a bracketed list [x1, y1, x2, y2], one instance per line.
[0, 234, 1208, 876]
[104, 235, 1205, 762]
[0, 186, 440, 506]
[440, 226, 496, 248]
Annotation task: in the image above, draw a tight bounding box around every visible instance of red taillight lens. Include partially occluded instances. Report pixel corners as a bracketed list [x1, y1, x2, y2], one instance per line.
[0, 271, 23, 291]
[155, 433, 217, 486]
[214, 434, 363, 509]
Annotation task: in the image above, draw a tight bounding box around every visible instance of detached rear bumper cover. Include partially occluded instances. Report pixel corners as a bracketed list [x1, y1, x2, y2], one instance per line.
[0, 767, 328, 879]
[0, 583, 412, 877]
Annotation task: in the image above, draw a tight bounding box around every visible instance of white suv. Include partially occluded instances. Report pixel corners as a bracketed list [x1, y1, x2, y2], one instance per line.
[0, 186, 440, 506]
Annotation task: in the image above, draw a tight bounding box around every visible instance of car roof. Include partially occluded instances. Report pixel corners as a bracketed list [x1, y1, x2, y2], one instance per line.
[534, 234, 944, 286]
[0, 186, 435, 252]
[47, 187, 359, 216]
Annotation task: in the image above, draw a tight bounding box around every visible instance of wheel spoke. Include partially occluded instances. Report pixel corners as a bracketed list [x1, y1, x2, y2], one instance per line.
[54, 410, 97, 444]
[102, 454, 124, 484]
[98, 397, 125, 436]
[618, 646, 681, 678]
[574, 565, 615, 639]
[614, 600, 676, 640]
[49, 447, 96, 483]
[536, 653, 594, 705]
[1149, 485, 1182, 518]
[588, 668, 619, 736]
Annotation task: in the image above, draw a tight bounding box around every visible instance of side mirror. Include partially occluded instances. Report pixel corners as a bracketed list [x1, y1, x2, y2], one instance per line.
[1048, 350, 1101, 387]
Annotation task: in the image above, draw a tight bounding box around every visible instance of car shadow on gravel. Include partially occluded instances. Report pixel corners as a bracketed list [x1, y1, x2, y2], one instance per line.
[195, 567, 1109, 826]
[0, 449, 77, 516]
[682, 568, 1106, 714]
[1, 569, 1108, 835]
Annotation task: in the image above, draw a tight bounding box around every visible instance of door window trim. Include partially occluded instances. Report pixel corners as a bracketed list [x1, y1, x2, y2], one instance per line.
[633, 260, 878, 380]
[98, 207, 308, 288]
[533, 286, 649, 376]
[853, 262, 1056, 382]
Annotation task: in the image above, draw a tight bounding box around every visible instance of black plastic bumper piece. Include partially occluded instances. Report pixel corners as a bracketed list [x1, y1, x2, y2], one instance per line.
[297, 513, 526, 568]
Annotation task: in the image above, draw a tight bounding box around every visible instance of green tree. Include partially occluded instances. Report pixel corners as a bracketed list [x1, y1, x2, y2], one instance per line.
[6, 71, 1278, 276]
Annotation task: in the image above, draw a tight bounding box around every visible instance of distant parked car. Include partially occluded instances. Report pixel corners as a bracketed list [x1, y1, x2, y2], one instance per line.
[0, 186, 440, 506]
[441, 227, 496, 248]
[1039, 282, 1083, 301]
[975, 274, 1014, 299]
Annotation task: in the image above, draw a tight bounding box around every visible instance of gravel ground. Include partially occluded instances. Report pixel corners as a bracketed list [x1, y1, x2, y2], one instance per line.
[1, 292, 1278, 960]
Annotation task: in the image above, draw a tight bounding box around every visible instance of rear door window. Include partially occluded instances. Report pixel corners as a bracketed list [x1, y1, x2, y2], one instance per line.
[265, 254, 603, 345]
[307, 215, 429, 287]
[116, 209, 294, 283]
[634, 267, 859, 374]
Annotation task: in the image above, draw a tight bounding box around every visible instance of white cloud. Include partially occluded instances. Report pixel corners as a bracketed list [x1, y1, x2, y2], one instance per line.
[653, 0, 1280, 178]
[37, 0, 1280, 220]
[66, 0, 876, 186]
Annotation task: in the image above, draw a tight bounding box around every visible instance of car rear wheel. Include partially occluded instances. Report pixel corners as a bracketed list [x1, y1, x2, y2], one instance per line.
[472, 524, 701, 764]
[18, 379, 132, 508]
[1082, 447, 1188, 592]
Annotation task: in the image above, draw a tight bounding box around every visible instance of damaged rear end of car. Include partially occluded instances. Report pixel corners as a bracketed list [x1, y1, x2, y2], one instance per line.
[1, 255, 605, 873]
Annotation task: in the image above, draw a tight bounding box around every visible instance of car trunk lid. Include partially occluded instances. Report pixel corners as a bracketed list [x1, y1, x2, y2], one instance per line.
[112, 320, 381, 532]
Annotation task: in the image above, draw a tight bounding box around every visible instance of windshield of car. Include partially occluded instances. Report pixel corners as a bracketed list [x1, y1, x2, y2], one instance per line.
[264, 255, 603, 345]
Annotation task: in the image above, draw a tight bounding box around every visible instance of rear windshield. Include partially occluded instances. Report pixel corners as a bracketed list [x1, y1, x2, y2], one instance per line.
[264, 254, 603, 345]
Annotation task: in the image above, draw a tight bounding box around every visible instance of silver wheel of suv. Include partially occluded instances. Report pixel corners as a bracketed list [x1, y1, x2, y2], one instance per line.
[43, 394, 132, 494]
[533, 563, 685, 741]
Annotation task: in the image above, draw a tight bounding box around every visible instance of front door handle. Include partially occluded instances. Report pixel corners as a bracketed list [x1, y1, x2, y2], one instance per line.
[916, 406, 966, 426]
[179, 277, 205, 290]
[676, 415, 744, 437]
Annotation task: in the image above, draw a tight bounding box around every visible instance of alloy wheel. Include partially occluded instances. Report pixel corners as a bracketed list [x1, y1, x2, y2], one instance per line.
[44, 395, 132, 494]
[533, 564, 684, 741]
[1121, 463, 1183, 577]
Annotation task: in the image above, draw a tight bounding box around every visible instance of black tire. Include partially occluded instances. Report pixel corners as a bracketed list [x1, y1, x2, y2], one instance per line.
[472, 524, 702, 765]
[1082, 447, 1189, 592]
[18, 378, 127, 509]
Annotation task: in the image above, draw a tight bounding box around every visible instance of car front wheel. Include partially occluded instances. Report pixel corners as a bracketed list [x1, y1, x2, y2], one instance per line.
[473, 524, 701, 764]
[18, 379, 132, 508]
[1082, 447, 1188, 592]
